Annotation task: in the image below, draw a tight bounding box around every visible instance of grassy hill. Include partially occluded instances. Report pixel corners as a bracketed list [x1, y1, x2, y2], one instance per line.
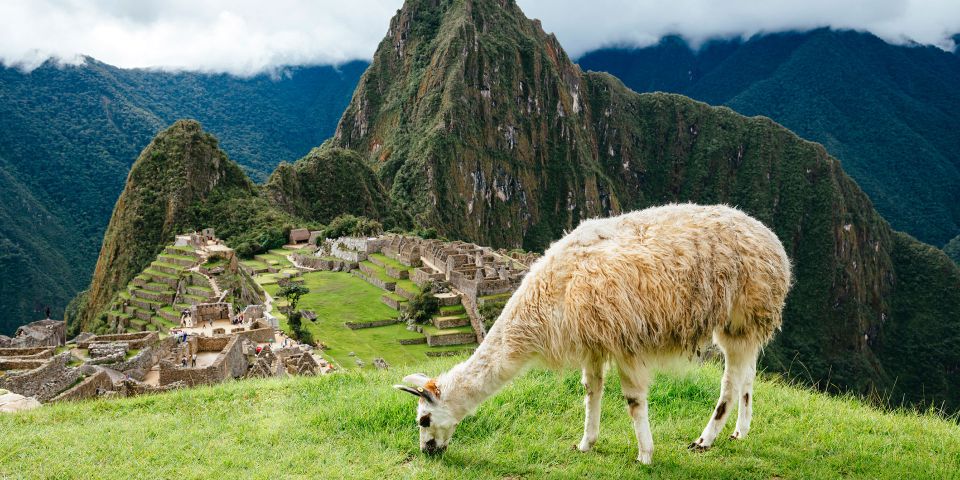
[1, 359, 957, 479]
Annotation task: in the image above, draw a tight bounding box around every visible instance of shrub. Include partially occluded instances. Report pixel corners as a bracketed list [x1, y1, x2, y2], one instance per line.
[479, 301, 506, 330]
[403, 282, 440, 325]
[322, 214, 383, 239]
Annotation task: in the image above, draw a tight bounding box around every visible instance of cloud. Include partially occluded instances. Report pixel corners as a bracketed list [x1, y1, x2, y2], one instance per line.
[520, 0, 960, 56]
[0, 0, 403, 75]
[1, 0, 958, 75]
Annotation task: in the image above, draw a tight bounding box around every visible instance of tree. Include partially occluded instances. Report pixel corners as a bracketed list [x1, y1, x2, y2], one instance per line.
[277, 280, 310, 342]
[403, 282, 439, 325]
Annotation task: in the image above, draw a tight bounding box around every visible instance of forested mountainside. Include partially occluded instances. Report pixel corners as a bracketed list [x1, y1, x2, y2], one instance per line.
[945, 235, 960, 265]
[578, 29, 960, 248]
[330, 0, 960, 411]
[0, 59, 365, 334]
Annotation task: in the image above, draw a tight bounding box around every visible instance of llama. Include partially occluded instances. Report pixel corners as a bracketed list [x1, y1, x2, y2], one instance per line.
[395, 204, 791, 464]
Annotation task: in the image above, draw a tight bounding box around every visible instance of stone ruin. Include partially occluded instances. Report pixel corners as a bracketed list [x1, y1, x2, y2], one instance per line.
[288, 228, 311, 245]
[187, 302, 233, 328]
[0, 319, 66, 349]
[382, 235, 532, 303]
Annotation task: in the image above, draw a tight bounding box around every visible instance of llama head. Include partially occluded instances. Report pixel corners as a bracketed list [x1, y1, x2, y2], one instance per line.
[394, 373, 458, 454]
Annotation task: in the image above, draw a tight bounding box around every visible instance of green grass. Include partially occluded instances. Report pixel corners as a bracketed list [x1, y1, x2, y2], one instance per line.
[421, 324, 474, 336]
[359, 260, 395, 283]
[478, 292, 512, 304]
[260, 270, 473, 369]
[1, 360, 956, 479]
[158, 253, 197, 263]
[369, 252, 408, 271]
[394, 278, 422, 294]
[439, 305, 465, 315]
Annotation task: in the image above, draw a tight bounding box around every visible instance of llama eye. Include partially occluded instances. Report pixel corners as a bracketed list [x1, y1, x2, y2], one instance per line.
[419, 414, 432, 427]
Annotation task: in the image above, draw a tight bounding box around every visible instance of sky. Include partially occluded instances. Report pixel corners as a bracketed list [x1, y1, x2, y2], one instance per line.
[1, 0, 958, 76]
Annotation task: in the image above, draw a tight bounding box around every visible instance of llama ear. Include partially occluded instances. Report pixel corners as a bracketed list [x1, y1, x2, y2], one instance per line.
[402, 373, 431, 387]
[393, 384, 437, 404]
[394, 385, 423, 398]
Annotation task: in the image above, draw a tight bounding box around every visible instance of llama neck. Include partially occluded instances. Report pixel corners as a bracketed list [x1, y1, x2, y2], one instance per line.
[439, 321, 532, 420]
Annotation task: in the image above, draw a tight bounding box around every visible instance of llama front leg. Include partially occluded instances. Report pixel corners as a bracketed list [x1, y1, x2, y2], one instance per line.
[689, 346, 752, 451]
[576, 360, 606, 452]
[618, 362, 653, 464]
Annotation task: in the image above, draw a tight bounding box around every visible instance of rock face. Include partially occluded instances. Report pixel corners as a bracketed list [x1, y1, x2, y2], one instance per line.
[333, 0, 960, 410]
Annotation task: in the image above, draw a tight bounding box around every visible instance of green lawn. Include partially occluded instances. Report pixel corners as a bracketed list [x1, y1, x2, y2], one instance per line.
[369, 252, 409, 271]
[2, 360, 956, 479]
[359, 260, 395, 283]
[262, 271, 469, 369]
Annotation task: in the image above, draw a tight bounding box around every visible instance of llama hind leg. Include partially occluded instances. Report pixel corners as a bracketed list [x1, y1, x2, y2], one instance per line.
[689, 342, 754, 451]
[618, 360, 654, 464]
[577, 358, 606, 452]
[731, 354, 757, 440]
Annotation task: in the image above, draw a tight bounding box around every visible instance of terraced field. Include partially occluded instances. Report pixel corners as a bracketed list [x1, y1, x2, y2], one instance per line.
[102, 245, 216, 334]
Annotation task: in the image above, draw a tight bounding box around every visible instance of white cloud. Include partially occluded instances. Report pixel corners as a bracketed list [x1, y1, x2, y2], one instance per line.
[520, 0, 960, 56]
[1, 0, 957, 75]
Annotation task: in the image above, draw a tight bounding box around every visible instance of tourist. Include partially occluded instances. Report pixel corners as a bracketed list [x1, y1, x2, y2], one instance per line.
[191, 354, 197, 368]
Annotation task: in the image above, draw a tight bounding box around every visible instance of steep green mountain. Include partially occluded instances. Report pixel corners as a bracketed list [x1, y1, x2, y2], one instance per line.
[265, 147, 392, 224]
[72, 120, 290, 332]
[331, 0, 960, 410]
[0, 59, 365, 334]
[578, 30, 960, 247]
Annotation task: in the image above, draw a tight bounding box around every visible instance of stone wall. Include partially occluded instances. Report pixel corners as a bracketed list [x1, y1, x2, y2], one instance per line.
[77, 331, 158, 349]
[191, 303, 232, 324]
[0, 347, 54, 359]
[380, 295, 404, 310]
[158, 336, 247, 387]
[96, 336, 177, 376]
[0, 353, 81, 402]
[411, 267, 444, 285]
[335, 236, 385, 253]
[352, 270, 395, 291]
[0, 358, 48, 370]
[236, 327, 275, 344]
[51, 369, 113, 403]
[328, 236, 384, 263]
[426, 332, 478, 347]
[344, 319, 401, 330]
[292, 253, 356, 272]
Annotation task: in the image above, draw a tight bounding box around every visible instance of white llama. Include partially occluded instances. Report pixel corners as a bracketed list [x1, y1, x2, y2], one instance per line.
[395, 204, 792, 464]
